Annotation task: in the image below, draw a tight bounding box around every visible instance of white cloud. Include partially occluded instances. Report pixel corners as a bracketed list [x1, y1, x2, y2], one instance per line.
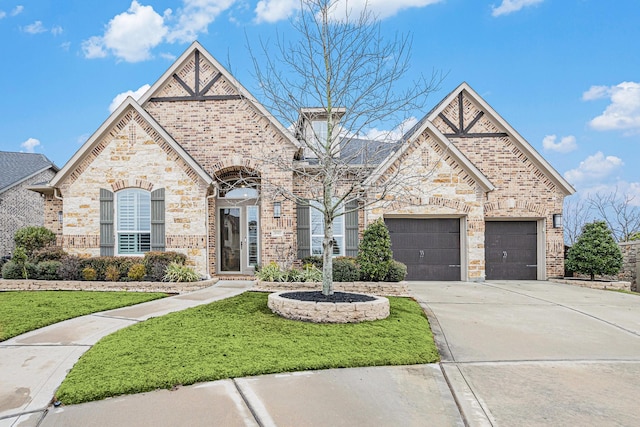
[584, 82, 640, 133]
[23, 21, 47, 34]
[109, 84, 151, 113]
[51, 25, 63, 36]
[166, 0, 236, 43]
[358, 117, 419, 141]
[255, 0, 443, 23]
[82, 36, 107, 59]
[11, 6, 24, 16]
[21, 138, 41, 153]
[491, 0, 543, 17]
[564, 151, 623, 185]
[542, 134, 577, 153]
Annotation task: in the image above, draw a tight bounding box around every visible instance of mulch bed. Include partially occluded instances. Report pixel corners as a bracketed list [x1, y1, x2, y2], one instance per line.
[280, 291, 375, 303]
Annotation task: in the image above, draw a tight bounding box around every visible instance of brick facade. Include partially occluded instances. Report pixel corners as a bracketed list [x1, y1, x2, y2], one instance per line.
[0, 169, 56, 256]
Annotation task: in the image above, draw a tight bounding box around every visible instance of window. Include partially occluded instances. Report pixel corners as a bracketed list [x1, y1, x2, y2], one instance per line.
[310, 200, 344, 256]
[116, 189, 151, 254]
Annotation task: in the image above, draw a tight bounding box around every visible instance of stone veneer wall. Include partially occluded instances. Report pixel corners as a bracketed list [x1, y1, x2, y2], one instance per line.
[432, 93, 567, 278]
[618, 241, 640, 292]
[56, 108, 210, 275]
[367, 130, 487, 281]
[0, 169, 57, 256]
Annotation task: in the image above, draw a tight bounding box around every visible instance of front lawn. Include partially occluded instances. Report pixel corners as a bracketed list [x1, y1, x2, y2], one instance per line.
[56, 292, 438, 404]
[0, 290, 168, 341]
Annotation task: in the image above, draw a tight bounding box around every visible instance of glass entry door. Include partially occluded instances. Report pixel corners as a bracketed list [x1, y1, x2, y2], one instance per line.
[218, 205, 260, 274]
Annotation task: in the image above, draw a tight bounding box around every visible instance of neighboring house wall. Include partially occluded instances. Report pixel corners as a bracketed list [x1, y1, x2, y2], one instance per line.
[56, 108, 210, 274]
[0, 169, 56, 256]
[619, 241, 640, 292]
[431, 91, 567, 278]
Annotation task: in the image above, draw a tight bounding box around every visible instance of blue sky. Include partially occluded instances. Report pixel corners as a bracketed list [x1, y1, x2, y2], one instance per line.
[1, 0, 639, 202]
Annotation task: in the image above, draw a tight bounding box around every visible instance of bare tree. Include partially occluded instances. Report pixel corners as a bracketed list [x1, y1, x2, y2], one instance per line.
[563, 197, 593, 245]
[589, 189, 640, 242]
[249, 0, 442, 295]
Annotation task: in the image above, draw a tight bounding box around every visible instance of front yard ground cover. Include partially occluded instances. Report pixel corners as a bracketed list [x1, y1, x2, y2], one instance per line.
[0, 290, 168, 341]
[56, 292, 439, 404]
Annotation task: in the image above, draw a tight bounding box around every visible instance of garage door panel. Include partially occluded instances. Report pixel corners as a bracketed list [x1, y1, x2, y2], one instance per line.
[485, 221, 537, 280]
[386, 218, 461, 281]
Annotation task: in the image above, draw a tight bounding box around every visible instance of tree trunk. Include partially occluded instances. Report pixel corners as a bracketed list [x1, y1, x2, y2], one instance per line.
[322, 210, 334, 295]
[590, 273, 595, 281]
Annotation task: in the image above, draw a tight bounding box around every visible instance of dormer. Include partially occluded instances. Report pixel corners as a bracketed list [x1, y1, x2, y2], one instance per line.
[295, 107, 346, 159]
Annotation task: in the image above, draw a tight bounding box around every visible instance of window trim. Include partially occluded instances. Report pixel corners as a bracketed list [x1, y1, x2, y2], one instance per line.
[115, 188, 151, 256]
[309, 200, 345, 257]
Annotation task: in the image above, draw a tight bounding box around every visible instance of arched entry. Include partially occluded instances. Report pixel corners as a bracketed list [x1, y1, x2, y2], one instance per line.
[215, 168, 260, 275]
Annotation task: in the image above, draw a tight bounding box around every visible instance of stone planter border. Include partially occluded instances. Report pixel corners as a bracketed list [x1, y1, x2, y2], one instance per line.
[549, 278, 631, 292]
[255, 280, 409, 296]
[268, 290, 390, 323]
[0, 278, 218, 294]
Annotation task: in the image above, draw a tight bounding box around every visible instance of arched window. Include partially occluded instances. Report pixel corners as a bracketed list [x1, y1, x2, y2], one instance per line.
[116, 189, 151, 254]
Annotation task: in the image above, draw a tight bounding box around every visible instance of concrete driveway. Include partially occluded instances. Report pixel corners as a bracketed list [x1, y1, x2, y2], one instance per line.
[410, 280, 640, 426]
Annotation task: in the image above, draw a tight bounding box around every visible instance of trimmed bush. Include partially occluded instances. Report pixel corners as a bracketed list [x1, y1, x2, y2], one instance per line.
[298, 264, 323, 282]
[357, 218, 393, 282]
[14, 226, 56, 257]
[105, 265, 121, 282]
[144, 252, 187, 282]
[332, 257, 360, 282]
[58, 256, 82, 281]
[128, 264, 146, 281]
[300, 255, 323, 269]
[2, 260, 37, 279]
[255, 261, 285, 282]
[82, 267, 97, 281]
[31, 246, 67, 264]
[163, 262, 200, 282]
[566, 221, 623, 280]
[385, 260, 407, 282]
[37, 261, 62, 280]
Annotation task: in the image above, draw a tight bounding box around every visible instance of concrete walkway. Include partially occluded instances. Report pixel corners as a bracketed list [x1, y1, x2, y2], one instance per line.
[3, 280, 640, 426]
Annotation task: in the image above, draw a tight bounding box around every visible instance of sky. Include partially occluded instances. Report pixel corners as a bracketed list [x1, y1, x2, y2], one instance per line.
[1, 0, 639, 204]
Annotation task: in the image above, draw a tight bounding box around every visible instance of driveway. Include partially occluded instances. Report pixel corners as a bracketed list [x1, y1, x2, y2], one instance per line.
[410, 280, 640, 426]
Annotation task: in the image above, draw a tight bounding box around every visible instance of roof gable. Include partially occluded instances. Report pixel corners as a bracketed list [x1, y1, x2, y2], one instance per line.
[428, 82, 575, 196]
[0, 152, 58, 193]
[50, 97, 214, 188]
[365, 120, 495, 192]
[138, 41, 300, 150]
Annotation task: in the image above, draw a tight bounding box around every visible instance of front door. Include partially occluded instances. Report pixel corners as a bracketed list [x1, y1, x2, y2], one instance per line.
[218, 205, 259, 275]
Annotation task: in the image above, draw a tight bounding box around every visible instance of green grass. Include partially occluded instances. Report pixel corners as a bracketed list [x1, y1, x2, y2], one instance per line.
[0, 290, 168, 341]
[56, 292, 439, 404]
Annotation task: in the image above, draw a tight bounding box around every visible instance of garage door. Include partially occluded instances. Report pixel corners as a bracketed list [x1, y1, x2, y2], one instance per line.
[485, 221, 537, 280]
[385, 218, 460, 281]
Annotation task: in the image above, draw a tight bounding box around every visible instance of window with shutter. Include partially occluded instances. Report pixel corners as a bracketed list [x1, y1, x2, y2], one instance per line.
[116, 189, 151, 254]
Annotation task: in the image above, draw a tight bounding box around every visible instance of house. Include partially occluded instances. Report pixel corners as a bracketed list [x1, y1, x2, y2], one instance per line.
[0, 151, 59, 256]
[34, 42, 574, 280]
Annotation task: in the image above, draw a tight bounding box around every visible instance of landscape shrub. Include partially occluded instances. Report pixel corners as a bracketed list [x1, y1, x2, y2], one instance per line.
[105, 265, 121, 282]
[566, 221, 623, 280]
[81, 267, 97, 281]
[144, 252, 187, 282]
[357, 218, 393, 282]
[31, 246, 67, 264]
[255, 261, 285, 282]
[298, 264, 322, 282]
[2, 261, 37, 279]
[163, 262, 200, 282]
[332, 257, 360, 282]
[300, 255, 323, 269]
[79, 257, 138, 281]
[385, 260, 407, 282]
[14, 226, 56, 257]
[37, 261, 62, 280]
[58, 256, 82, 281]
[127, 264, 146, 281]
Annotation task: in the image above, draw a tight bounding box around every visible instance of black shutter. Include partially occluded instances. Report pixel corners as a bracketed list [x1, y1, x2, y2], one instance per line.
[345, 200, 359, 257]
[100, 189, 114, 256]
[297, 201, 310, 259]
[151, 188, 165, 251]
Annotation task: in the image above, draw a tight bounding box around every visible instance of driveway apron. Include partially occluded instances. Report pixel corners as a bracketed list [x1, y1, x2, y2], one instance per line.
[410, 280, 640, 426]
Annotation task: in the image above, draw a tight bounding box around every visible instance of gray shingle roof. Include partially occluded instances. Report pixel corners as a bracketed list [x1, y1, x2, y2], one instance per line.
[0, 151, 58, 193]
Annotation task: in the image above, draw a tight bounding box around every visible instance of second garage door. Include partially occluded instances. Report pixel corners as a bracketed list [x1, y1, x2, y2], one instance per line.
[385, 218, 461, 281]
[485, 221, 538, 280]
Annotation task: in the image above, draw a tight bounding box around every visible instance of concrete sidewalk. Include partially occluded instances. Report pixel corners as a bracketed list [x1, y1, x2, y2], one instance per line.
[0, 281, 254, 426]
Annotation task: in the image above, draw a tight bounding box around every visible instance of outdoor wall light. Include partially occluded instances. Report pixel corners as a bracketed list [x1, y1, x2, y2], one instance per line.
[273, 201, 282, 218]
[58, 211, 63, 224]
[553, 213, 562, 228]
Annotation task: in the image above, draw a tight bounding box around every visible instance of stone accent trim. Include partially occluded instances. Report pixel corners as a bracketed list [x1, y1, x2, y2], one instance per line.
[166, 235, 207, 249]
[254, 281, 409, 296]
[111, 179, 154, 192]
[61, 235, 101, 248]
[268, 291, 390, 323]
[549, 278, 631, 292]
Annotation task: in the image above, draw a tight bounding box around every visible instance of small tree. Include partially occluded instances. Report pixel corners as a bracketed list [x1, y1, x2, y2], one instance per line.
[566, 221, 623, 280]
[14, 226, 56, 258]
[357, 218, 392, 281]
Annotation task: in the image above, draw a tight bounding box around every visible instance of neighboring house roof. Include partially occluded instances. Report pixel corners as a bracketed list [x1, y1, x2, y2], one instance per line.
[365, 120, 495, 192]
[339, 137, 401, 166]
[427, 82, 576, 196]
[49, 97, 215, 188]
[0, 151, 58, 194]
[138, 41, 301, 151]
